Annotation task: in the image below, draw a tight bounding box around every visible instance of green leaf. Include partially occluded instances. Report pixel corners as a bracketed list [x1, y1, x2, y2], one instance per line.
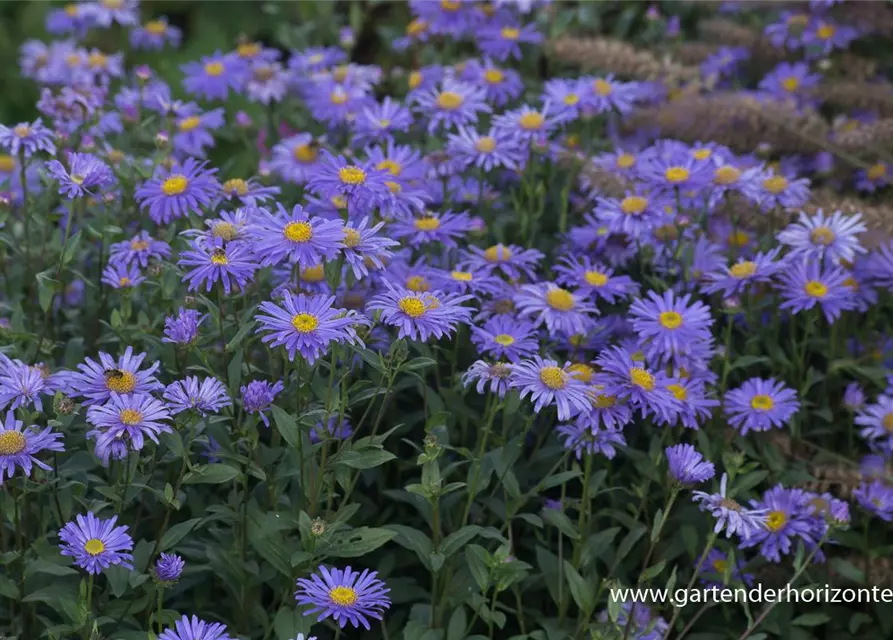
[160, 518, 204, 551]
[466, 544, 490, 592]
[324, 527, 396, 558]
[541, 508, 579, 540]
[562, 561, 593, 614]
[830, 557, 865, 584]
[581, 527, 621, 568]
[338, 446, 396, 469]
[539, 469, 582, 491]
[385, 524, 433, 570]
[792, 613, 831, 627]
[24, 558, 79, 578]
[36, 271, 62, 313]
[439, 525, 481, 559]
[447, 606, 467, 640]
[106, 564, 130, 597]
[274, 605, 314, 640]
[403, 357, 437, 371]
[225, 319, 255, 352]
[617, 525, 647, 559]
[271, 405, 299, 448]
[640, 560, 666, 582]
[183, 463, 240, 484]
[62, 230, 82, 267]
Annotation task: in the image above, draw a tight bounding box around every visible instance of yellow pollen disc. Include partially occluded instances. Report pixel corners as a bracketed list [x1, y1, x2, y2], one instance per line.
[105, 370, 136, 393]
[293, 144, 318, 163]
[693, 148, 712, 160]
[476, 136, 497, 153]
[501, 27, 520, 40]
[406, 275, 429, 292]
[343, 228, 361, 248]
[301, 265, 325, 282]
[804, 280, 828, 298]
[0, 431, 27, 455]
[0, 155, 15, 172]
[451, 270, 473, 282]
[766, 510, 787, 532]
[66, 53, 82, 67]
[88, 52, 107, 68]
[211, 249, 229, 265]
[584, 271, 609, 287]
[563, 94, 580, 106]
[103, 0, 123, 7]
[204, 61, 224, 77]
[329, 585, 358, 606]
[65, 4, 79, 16]
[291, 313, 319, 333]
[620, 195, 648, 215]
[493, 333, 515, 346]
[414, 217, 440, 231]
[750, 394, 775, 411]
[213, 222, 238, 241]
[385, 180, 402, 194]
[882, 413, 893, 433]
[630, 368, 655, 391]
[330, 91, 348, 105]
[728, 230, 749, 247]
[484, 245, 511, 262]
[407, 19, 428, 36]
[712, 559, 729, 573]
[332, 65, 349, 82]
[539, 366, 567, 390]
[788, 13, 808, 25]
[546, 288, 575, 311]
[119, 408, 143, 425]
[145, 20, 167, 35]
[84, 539, 106, 556]
[119, 277, 131, 287]
[161, 175, 188, 196]
[729, 261, 757, 278]
[441, 0, 460, 10]
[331, 196, 348, 209]
[816, 23, 836, 39]
[667, 383, 688, 401]
[377, 119, 391, 128]
[843, 276, 859, 291]
[399, 296, 427, 318]
[867, 163, 887, 180]
[223, 178, 249, 195]
[810, 226, 835, 246]
[566, 134, 580, 148]
[519, 112, 545, 130]
[664, 167, 690, 183]
[131, 239, 149, 251]
[484, 68, 504, 84]
[338, 166, 366, 185]
[179, 116, 202, 132]
[714, 166, 740, 185]
[659, 311, 683, 329]
[14, 125, 31, 137]
[569, 363, 594, 383]
[592, 393, 616, 409]
[376, 159, 402, 175]
[71, 175, 85, 185]
[238, 42, 260, 58]
[107, 149, 124, 164]
[437, 91, 464, 110]
[408, 71, 423, 89]
[593, 79, 613, 96]
[616, 153, 635, 169]
[283, 221, 313, 243]
[781, 76, 800, 92]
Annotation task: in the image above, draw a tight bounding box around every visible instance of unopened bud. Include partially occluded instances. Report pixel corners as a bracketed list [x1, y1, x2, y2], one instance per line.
[311, 518, 326, 537]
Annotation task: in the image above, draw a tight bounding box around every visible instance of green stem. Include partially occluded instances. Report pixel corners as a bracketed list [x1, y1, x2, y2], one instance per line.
[156, 584, 165, 634]
[460, 398, 499, 526]
[665, 531, 718, 637]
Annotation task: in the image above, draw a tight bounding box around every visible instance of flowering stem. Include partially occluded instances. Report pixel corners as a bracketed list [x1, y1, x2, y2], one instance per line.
[156, 584, 164, 634]
[83, 574, 94, 640]
[664, 530, 718, 638]
[460, 397, 499, 526]
[19, 150, 32, 317]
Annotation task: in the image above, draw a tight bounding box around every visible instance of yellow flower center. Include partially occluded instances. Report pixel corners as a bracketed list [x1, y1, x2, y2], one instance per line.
[620, 195, 648, 215]
[659, 311, 683, 329]
[810, 226, 835, 246]
[399, 296, 427, 318]
[338, 166, 366, 185]
[330, 91, 348, 106]
[119, 277, 131, 287]
[88, 52, 107, 68]
[563, 93, 580, 106]
[501, 27, 520, 40]
[726, 230, 749, 247]
[546, 288, 575, 311]
[332, 65, 349, 82]
[493, 333, 515, 346]
[750, 394, 775, 411]
[343, 228, 362, 248]
[291, 313, 319, 333]
[781, 76, 800, 92]
[0, 431, 27, 455]
[519, 112, 545, 130]
[161, 176, 188, 196]
[238, 42, 260, 58]
[407, 19, 428, 36]
[766, 510, 787, 532]
[867, 163, 887, 180]
[593, 79, 613, 96]
[484, 68, 504, 84]
[569, 363, 595, 383]
[204, 61, 224, 77]
[441, 0, 460, 10]
[105, 370, 136, 393]
[476, 136, 497, 153]
[843, 276, 859, 291]
[816, 23, 836, 40]
[804, 280, 828, 298]
[213, 222, 238, 241]
[179, 116, 202, 132]
[592, 393, 616, 409]
[714, 166, 741, 185]
[131, 239, 149, 251]
[437, 91, 464, 110]
[451, 270, 473, 282]
[376, 159, 402, 175]
[408, 71, 423, 89]
[414, 217, 440, 231]
[329, 585, 358, 606]
[294, 144, 318, 163]
[484, 245, 511, 262]
[0, 155, 14, 172]
[66, 53, 82, 67]
[664, 167, 690, 183]
[65, 4, 79, 16]
[301, 265, 325, 282]
[616, 153, 635, 169]
[539, 366, 567, 390]
[332, 196, 348, 209]
[14, 125, 31, 138]
[693, 149, 712, 160]
[667, 383, 688, 401]
[729, 261, 757, 279]
[406, 275, 429, 292]
[145, 20, 167, 35]
[84, 539, 106, 556]
[119, 409, 143, 425]
[284, 221, 313, 243]
[385, 180, 402, 194]
[584, 270, 609, 287]
[223, 178, 249, 195]
[210, 249, 229, 265]
[712, 559, 729, 574]
[629, 368, 655, 391]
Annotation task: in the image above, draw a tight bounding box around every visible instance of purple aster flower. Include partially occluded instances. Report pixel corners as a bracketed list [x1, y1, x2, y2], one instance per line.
[509, 356, 591, 420]
[0, 358, 64, 413]
[856, 395, 893, 456]
[855, 162, 890, 193]
[46, 3, 91, 36]
[154, 553, 185, 583]
[391, 210, 473, 249]
[295, 565, 391, 630]
[253, 204, 344, 268]
[477, 21, 543, 61]
[514, 283, 598, 336]
[270, 134, 322, 185]
[59, 512, 134, 575]
[163, 308, 206, 345]
[724, 378, 800, 436]
[692, 473, 769, 540]
[777, 209, 867, 265]
[240, 379, 284, 426]
[557, 421, 626, 460]
[777, 260, 855, 323]
[638, 146, 714, 196]
[86, 393, 173, 465]
[579, 75, 644, 115]
[352, 97, 414, 146]
[742, 169, 811, 211]
[414, 79, 491, 134]
[698, 549, 753, 587]
[173, 108, 226, 158]
[84, 0, 139, 27]
[378, 179, 430, 219]
[0, 411, 64, 484]
[541, 78, 590, 124]
[492, 103, 558, 143]
[101, 262, 144, 290]
[662, 379, 718, 429]
[666, 443, 715, 486]
[70, 346, 162, 406]
[255, 293, 367, 364]
[46, 152, 114, 199]
[164, 377, 232, 416]
[304, 81, 371, 128]
[854, 480, 893, 522]
[574, 388, 634, 432]
[447, 125, 525, 172]
[218, 177, 280, 208]
[342, 217, 398, 280]
[844, 382, 866, 411]
[178, 238, 257, 295]
[0, 118, 55, 157]
[130, 17, 183, 50]
[366, 141, 426, 183]
[245, 61, 289, 105]
[109, 231, 171, 268]
[629, 290, 713, 365]
[702, 248, 785, 297]
[289, 46, 347, 75]
[460, 58, 524, 107]
[310, 416, 353, 444]
[136, 158, 220, 225]
[470, 315, 538, 363]
[159, 615, 235, 640]
[181, 51, 246, 101]
[802, 19, 859, 57]
[462, 360, 514, 398]
[594, 346, 679, 423]
[758, 62, 820, 105]
[430, 267, 507, 298]
[701, 47, 749, 82]
[598, 600, 669, 640]
[306, 150, 392, 211]
[593, 189, 672, 238]
[555, 256, 638, 304]
[367, 283, 473, 342]
[741, 486, 824, 563]
[184, 209, 256, 249]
